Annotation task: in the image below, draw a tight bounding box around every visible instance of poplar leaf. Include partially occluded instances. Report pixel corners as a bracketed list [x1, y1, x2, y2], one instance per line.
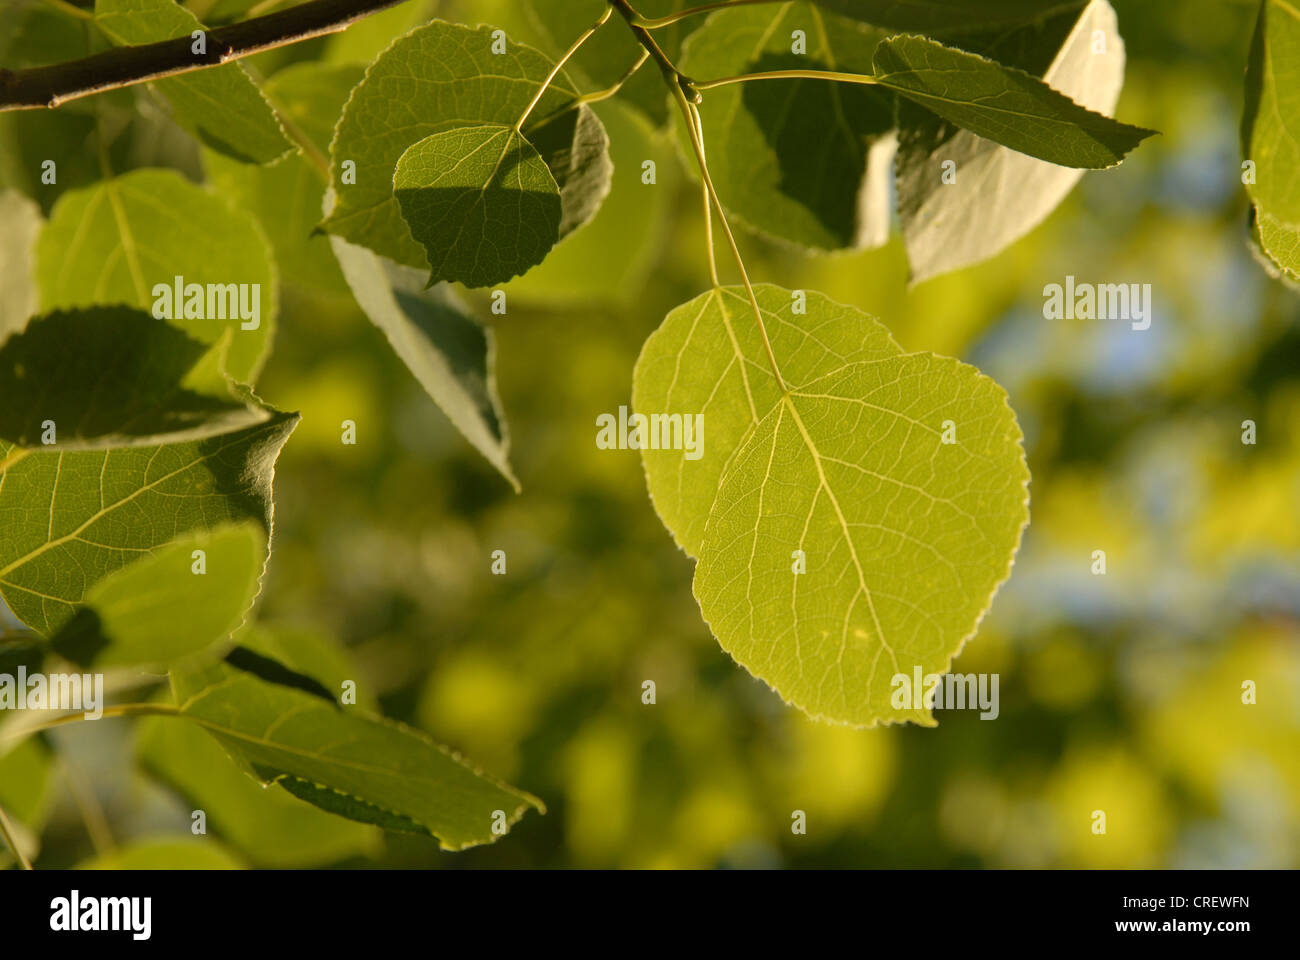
[328, 225, 518, 489]
[48, 523, 265, 670]
[637, 286, 1029, 727]
[1242, 0, 1300, 282]
[170, 660, 545, 850]
[0, 310, 296, 636]
[896, 0, 1128, 281]
[872, 33, 1154, 169]
[393, 124, 562, 288]
[94, 0, 291, 164]
[634, 285, 903, 557]
[35, 169, 276, 384]
[0, 190, 41, 338]
[322, 21, 611, 270]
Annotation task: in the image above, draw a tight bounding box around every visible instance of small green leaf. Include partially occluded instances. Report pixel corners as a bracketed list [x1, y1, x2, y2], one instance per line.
[896, 0, 1128, 281]
[1242, 0, 1300, 282]
[873, 33, 1154, 169]
[48, 523, 265, 669]
[677, 1, 895, 250]
[634, 285, 902, 557]
[323, 21, 609, 269]
[170, 660, 544, 850]
[94, 0, 291, 164]
[0, 190, 40, 338]
[36, 169, 276, 384]
[328, 222, 519, 489]
[77, 837, 246, 870]
[393, 124, 562, 288]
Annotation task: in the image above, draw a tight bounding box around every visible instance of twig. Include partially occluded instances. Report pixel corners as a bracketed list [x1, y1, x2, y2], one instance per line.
[0, 0, 411, 111]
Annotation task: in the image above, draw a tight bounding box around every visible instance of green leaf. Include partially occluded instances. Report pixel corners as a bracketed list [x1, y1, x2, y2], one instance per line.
[170, 660, 544, 850]
[48, 523, 265, 669]
[677, 2, 895, 251]
[0, 308, 264, 449]
[0, 190, 40, 339]
[635, 285, 907, 558]
[93, 0, 291, 164]
[322, 20, 610, 269]
[896, 0, 1128, 281]
[871, 33, 1153, 169]
[1242, 0, 1300, 282]
[0, 308, 296, 636]
[137, 622, 381, 867]
[77, 837, 246, 869]
[35, 169, 276, 384]
[138, 711, 379, 867]
[636, 286, 1029, 726]
[393, 124, 562, 288]
[328, 221, 518, 489]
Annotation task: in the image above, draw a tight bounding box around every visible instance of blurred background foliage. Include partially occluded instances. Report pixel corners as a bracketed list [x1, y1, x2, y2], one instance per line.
[2, 0, 1298, 869]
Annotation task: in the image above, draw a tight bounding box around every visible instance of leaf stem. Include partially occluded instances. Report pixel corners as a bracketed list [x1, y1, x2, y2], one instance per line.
[637, 0, 788, 29]
[0, 702, 180, 747]
[575, 49, 651, 106]
[694, 69, 880, 91]
[685, 101, 719, 287]
[0, 0, 411, 111]
[0, 803, 32, 870]
[514, 4, 615, 133]
[669, 81, 786, 391]
[614, 0, 787, 391]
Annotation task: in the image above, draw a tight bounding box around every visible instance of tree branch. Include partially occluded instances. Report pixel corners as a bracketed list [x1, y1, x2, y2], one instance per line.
[0, 0, 410, 111]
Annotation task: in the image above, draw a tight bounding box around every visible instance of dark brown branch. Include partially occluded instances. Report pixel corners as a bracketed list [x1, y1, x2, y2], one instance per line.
[0, 0, 410, 111]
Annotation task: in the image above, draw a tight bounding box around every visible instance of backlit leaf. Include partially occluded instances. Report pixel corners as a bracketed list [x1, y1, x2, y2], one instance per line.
[35, 169, 276, 384]
[170, 658, 544, 850]
[1242, 0, 1300, 282]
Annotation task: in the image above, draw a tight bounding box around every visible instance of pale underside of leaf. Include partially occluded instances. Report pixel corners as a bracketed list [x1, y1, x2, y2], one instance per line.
[897, 0, 1126, 282]
[327, 210, 519, 489]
